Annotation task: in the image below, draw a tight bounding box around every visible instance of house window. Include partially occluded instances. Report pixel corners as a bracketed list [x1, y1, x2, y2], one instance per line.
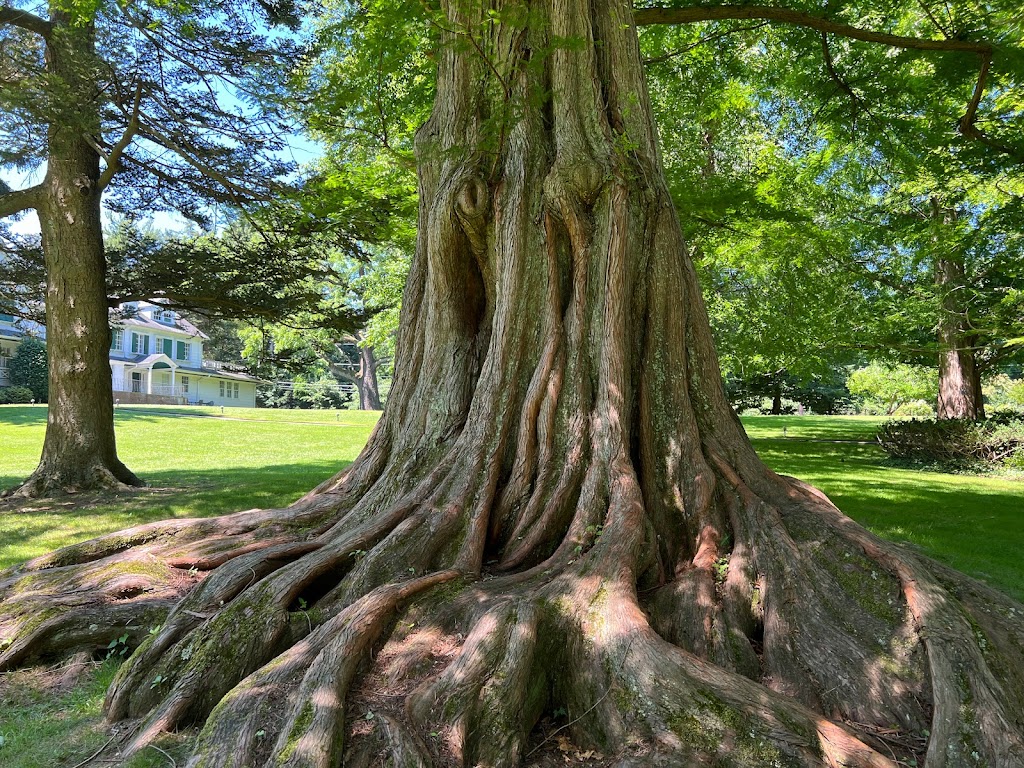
[219, 381, 225, 397]
[176, 341, 190, 361]
[180, 376, 189, 393]
[0, 346, 10, 367]
[131, 333, 150, 355]
[110, 328, 123, 351]
[159, 310, 174, 323]
[233, 382, 239, 398]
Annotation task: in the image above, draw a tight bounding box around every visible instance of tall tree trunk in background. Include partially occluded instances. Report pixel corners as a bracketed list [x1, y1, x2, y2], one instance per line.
[12, 11, 140, 496]
[2, 3, 1023, 767]
[935, 252, 985, 420]
[356, 342, 382, 410]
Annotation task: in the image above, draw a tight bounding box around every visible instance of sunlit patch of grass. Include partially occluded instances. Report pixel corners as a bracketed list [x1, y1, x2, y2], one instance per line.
[0, 661, 118, 767]
[751, 433, 1024, 602]
[0, 405, 380, 569]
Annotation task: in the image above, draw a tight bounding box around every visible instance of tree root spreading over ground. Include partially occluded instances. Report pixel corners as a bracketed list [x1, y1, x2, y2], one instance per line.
[3, 1, 1024, 765]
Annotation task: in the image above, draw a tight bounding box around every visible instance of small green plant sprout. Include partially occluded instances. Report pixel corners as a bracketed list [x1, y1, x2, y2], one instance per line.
[149, 624, 162, 635]
[150, 675, 165, 689]
[297, 597, 308, 611]
[106, 633, 130, 659]
[713, 557, 729, 584]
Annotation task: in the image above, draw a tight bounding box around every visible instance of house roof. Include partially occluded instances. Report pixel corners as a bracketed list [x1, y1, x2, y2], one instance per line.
[127, 353, 178, 368]
[176, 365, 265, 383]
[117, 313, 209, 340]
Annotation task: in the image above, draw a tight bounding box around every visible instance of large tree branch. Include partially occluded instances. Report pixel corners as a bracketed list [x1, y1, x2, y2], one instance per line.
[0, 4, 51, 38]
[0, 182, 43, 218]
[634, 5, 1020, 159]
[96, 83, 145, 191]
[633, 5, 992, 56]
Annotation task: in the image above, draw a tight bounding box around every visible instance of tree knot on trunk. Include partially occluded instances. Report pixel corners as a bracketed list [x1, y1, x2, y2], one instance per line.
[73, 175, 94, 195]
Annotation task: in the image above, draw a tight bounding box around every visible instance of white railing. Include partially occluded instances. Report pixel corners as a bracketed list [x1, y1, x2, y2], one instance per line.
[151, 385, 189, 397]
[112, 377, 189, 398]
[0, 368, 10, 386]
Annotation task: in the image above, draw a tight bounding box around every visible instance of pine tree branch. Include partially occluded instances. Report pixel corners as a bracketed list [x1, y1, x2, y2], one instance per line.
[96, 83, 144, 191]
[0, 5, 51, 38]
[0, 183, 43, 218]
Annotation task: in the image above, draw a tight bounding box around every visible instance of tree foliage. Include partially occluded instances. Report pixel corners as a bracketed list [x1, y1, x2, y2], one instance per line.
[7, 335, 46, 402]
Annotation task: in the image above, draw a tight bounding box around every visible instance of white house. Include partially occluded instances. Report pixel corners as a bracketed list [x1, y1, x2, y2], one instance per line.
[0, 312, 22, 388]
[109, 302, 261, 407]
[0, 303, 261, 407]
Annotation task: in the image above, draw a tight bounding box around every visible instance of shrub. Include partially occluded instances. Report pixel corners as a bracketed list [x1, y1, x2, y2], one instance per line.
[8, 337, 48, 403]
[892, 399, 935, 419]
[257, 380, 353, 409]
[0, 386, 35, 404]
[877, 416, 1024, 469]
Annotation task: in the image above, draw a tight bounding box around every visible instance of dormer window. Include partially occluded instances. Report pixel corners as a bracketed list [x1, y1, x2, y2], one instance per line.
[158, 310, 175, 324]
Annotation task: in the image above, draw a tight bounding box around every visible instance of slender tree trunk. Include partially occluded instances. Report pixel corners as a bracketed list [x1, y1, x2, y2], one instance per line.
[935, 254, 984, 420]
[356, 342, 382, 410]
[771, 384, 783, 414]
[2, 3, 1023, 767]
[11, 12, 140, 496]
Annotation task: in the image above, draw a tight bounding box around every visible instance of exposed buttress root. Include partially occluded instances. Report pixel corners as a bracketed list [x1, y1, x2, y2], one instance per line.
[4, 1, 1024, 765]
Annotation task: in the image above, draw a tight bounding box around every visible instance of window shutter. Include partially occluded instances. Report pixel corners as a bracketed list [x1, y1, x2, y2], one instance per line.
[177, 341, 185, 359]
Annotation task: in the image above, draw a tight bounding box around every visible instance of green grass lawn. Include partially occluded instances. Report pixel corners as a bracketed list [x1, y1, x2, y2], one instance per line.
[0, 406, 1021, 766]
[0, 405, 381, 569]
[2, 406, 1019, 599]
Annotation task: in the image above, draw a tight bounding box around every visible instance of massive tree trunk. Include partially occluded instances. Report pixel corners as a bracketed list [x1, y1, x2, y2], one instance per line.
[2, 3, 1023, 767]
[935, 253, 985, 420]
[10, 9, 141, 496]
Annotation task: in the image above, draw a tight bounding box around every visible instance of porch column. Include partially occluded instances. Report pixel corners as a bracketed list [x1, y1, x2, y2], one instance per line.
[146, 369, 153, 395]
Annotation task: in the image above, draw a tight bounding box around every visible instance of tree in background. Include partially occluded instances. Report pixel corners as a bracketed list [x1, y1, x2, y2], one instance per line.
[0, 0, 298, 495]
[3, 3, 1024, 766]
[643, 4, 1024, 422]
[7, 335, 47, 402]
[847, 361, 938, 415]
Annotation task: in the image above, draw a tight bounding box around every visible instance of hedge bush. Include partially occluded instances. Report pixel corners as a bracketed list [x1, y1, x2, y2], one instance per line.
[0, 386, 35, 404]
[877, 415, 1024, 469]
[8, 337, 48, 402]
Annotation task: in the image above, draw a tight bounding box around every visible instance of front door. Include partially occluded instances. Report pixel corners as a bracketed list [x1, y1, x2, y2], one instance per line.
[131, 371, 145, 393]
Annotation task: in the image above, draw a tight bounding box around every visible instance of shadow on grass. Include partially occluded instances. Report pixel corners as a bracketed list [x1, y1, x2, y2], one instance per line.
[754, 439, 1024, 602]
[0, 462, 348, 570]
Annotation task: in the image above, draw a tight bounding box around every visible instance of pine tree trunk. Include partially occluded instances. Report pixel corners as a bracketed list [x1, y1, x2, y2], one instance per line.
[935, 254, 984, 420]
[2, 3, 1023, 766]
[11, 11, 141, 496]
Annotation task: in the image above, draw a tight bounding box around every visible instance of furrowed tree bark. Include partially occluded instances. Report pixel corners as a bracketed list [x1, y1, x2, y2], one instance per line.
[7, 6, 141, 496]
[2, 2, 1024, 767]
